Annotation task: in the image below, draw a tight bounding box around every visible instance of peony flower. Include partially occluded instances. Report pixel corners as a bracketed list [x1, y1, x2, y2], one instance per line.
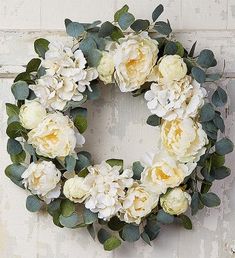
[158, 55, 187, 82]
[97, 51, 114, 84]
[160, 187, 191, 215]
[27, 112, 85, 158]
[84, 162, 133, 221]
[22, 161, 61, 204]
[31, 41, 98, 111]
[112, 32, 159, 92]
[19, 100, 46, 129]
[118, 182, 159, 224]
[161, 118, 208, 163]
[141, 151, 196, 194]
[145, 75, 206, 121]
[63, 175, 90, 203]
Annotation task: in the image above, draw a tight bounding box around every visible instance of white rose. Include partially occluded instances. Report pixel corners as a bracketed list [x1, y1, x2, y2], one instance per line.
[118, 182, 159, 224]
[161, 118, 208, 163]
[141, 151, 196, 194]
[28, 112, 85, 158]
[84, 162, 133, 221]
[160, 188, 191, 215]
[19, 100, 46, 129]
[97, 51, 114, 84]
[113, 32, 159, 92]
[21, 161, 61, 204]
[158, 55, 187, 81]
[145, 75, 207, 121]
[63, 175, 90, 203]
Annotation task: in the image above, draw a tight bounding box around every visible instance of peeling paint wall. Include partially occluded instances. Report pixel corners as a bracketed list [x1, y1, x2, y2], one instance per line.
[0, 1, 235, 258]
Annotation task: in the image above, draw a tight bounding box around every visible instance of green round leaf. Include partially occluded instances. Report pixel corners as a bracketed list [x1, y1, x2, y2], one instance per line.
[7, 139, 23, 155]
[98, 21, 115, 37]
[47, 199, 62, 216]
[215, 137, 234, 155]
[6, 122, 26, 139]
[34, 38, 49, 58]
[192, 67, 206, 83]
[98, 228, 110, 244]
[164, 41, 177, 55]
[74, 115, 87, 134]
[26, 195, 43, 212]
[197, 49, 216, 68]
[26, 58, 41, 73]
[79, 37, 97, 56]
[65, 155, 77, 172]
[61, 199, 76, 217]
[200, 103, 215, 122]
[114, 5, 129, 22]
[87, 49, 102, 67]
[211, 166, 231, 180]
[108, 216, 126, 231]
[76, 152, 91, 172]
[200, 192, 221, 207]
[106, 159, 123, 169]
[211, 153, 225, 168]
[141, 232, 151, 246]
[178, 214, 192, 230]
[104, 236, 121, 251]
[10, 150, 26, 163]
[130, 19, 150, 32]
[212, 87, 228, 107]
[154, 21, 172, 35]
[11, 81, 29, 100]
[147, 114, 161, 126]
[132, 161, 144, 180]
[59, 213, 81, 228]
[66, 22, 85, 38]
[152, 4, 164, 21]
[83, 208, 98, 224]
[6, 103, 20, 117]
[156, 209, 174, 224]
[118, 12, 135, 30]
[121, 224, 140, 242]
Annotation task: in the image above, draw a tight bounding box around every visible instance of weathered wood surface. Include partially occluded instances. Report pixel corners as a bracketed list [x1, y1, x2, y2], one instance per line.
[0, 0, 235, 257]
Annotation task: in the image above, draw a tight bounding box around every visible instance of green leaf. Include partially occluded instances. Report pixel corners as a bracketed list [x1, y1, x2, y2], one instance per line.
[84, 83, 101, 100]
[164, 41, 177, 55]
[83, 208, 98, 224]
[188, 41, 197, 57]
[6, 103, 20, 117]
[130, 19, 150, 32]
[215, 137, 234, 155]
[147, 114, 161, 126]
[47, 199, 61, 216]
[74, 115, 87, 134]
[107, 216, 125, 231]
[121, 224, 140, 242]
[191, 192, 200, 215]
[192, 67, 206, 83]
[132, 161, 144, 180]
[200, 192, 221, 207]
[14, 72, 31, 83]
[118, 12, 135, 30]
[70, 107, 87, 120]
[6, 122, 26, 139]
[213, 112, 225, 133]
[106, 159, 123, 169]
[98, 21, 115, 37]
[64, 18, 72, 27]
[11, 81, 29, 100]
[7, 139, 22, 155]
[104, 236, 121, 251]
[10, 150, 26, 163]
[7, 115, 20, 125]
[76, 152, 91, 172]
[66, 22, 85, 38]
[200, 181, 212, 194]
[152, 4, 164, 21]
[211, 166, 231, 180]
[114, 4, 129, 22]
[154, 21, 172, 36]
[61, 199, 76, 217]
[211, 153, 225, 168]
[65, 155, 76, 172]
[110, 26, 124, 41]
[79, 37, 97, 56]
[85, 20, 102, 31]
[26, 195, 43, 212]
[144, 218, 160, 241]
[200, 103, 215, 122]
[59, 213, 81, 228]
[34, 38, 49, 58]
[141, 232, 151, 246]
[87, 224, 96, 240]
[156, 209, 174, 224]
[26, 58, 41, 73]
[212, 87, 228, 107]
[5, 163, 26, 188]
[178, 214, 192, 230]
[87, 48, 102, 67]
[197, 49, 217, 68]
[98, 228, 110, 244]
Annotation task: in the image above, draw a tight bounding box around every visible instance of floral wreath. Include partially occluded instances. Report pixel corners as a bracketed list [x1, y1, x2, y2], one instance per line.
[5, 4, 234, 251]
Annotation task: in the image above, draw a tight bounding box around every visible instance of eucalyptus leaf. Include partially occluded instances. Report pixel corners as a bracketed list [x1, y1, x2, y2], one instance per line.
[34, 38, 49, 58]
[87, 224, 96, 240]
[130, 19, 150, 32]
[147, 114, 161, 126]
[191, 192, 200, 215]
[10, 150, 26, 163]
[154, 21, 172, 36]
[200, 103, 215, 122]
[98, 228, 110, 244]
[178, 214, 192, 230]
[11, 81, 29, 100]
[65, 155, 77, 172]
[152, 4, 164, 21]
[7, 139, 22, 155]
[106, 159, 123, 169]
[5, 163, 26, 188]
[191, 67, 206, 83]
[107, 216, 125, 231]
[197, 49, 216, 68]
[118, 12, 135, 30]
[132, 161, 144, 180]
[114, 4, 129, 22]
[26, 58, 41, 73]
[14, 72, 32, 83]
[103, 236, 121, 251]
[157, 209, 174, 224]
[26, 195, 43, 212]
[6, 122, 26, 139]
[211, 166, 231, 180]
[47, 199, 61, 216]
[215, 138, 234, 155]
[61, 199, 76, 217]
[74, 115, 87, 134]
[59, 213, 81, 228]
[213, 112, 225, 133]
[6, 103, 20, 117]
[98, 21, 115, 37]
[110, 26, 124, 41]
[66, 22, 85, 38]
[211, 153, 225, 168]
[144, 218, 160, 241]
[76, 152, 91, 172]
[79, 37, 97, 56]
[188, 41, 197, 57]
[212, 87, 227, 107]
[121, 224, 140, 242]
[83, 208, 98, 224]
[141, 232, 151, 246]
[200, 192, 221, 207]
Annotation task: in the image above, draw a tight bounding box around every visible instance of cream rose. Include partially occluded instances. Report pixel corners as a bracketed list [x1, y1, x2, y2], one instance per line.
[19, 100, 47, 129]
[119, 182, 159, 224]
[141, 151, 196, 194]
[97, 51, 114, 84]
[161, 118, 208, 163]
[21, 161, 61, 204]
[28, 112, 85, 158]
[160, 188, 191, 215]
[158, 55, 187, 81]
[145, 75, 206, 121]
[63, 175, 90, 203]
[113, 32, 159, 92]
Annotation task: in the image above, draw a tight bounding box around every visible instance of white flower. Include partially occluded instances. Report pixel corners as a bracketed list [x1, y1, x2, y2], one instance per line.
[141, 151, 196, 194]
[161, 118, 208, 163]
[112, 32, 159, 92]
[97, 51, 114, 84]
[28, 112, 85, 158]
[22, 161, 61, 204]
[31, 41, 98, 111]
[145, 75, 206, 120]
[118, 182, 159, 224]
[160, 187, 191, 215]
[19, 100, 46, 129]
[63, 175, 90, 203]
[158, 55, 187, 81]
[84, 162, 133, 221]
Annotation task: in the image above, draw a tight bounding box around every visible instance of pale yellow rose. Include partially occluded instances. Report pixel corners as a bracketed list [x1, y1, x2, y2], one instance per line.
[63, 175, 90, 203]
[97, 51, 114, 84]
[160, 187, 191, 215]
[119, 182, 159, 224]
[158, 55, 187, 81]
[19, 100, 46, 129]
[161, 118, 208, 163]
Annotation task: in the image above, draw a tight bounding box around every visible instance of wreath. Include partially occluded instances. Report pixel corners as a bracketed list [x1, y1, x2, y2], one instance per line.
[5, 4, 234, 251]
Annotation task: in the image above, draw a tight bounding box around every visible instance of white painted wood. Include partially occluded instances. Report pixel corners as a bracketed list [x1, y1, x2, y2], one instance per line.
[0, 0, 235, 257]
